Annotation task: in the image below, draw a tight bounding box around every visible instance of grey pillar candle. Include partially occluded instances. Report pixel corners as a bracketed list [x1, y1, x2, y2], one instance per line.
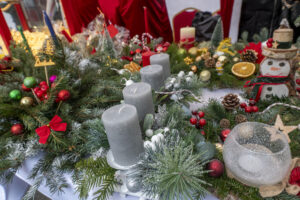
[122, 82, 154, 121]
[140, 65, 164, 91]
[150, 53, 170, 79]
[102, 104, 144, 166]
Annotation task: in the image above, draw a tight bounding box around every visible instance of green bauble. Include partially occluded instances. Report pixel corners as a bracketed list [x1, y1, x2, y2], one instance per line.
[177, 48, 187, 56]
[9, 89, 22, 100]
[23, 77, 37, 88]
[196, 141, 216, 162]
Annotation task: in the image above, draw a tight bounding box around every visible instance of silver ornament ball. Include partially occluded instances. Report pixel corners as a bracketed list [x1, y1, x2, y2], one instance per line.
[126, 177, 141, 193]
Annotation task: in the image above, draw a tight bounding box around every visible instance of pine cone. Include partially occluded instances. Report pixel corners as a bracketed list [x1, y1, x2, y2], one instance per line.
[220, 118, 230, 129]
[240, 50, 258, 63]
[235, 114, 247, 124]
[205, 57, 215, 68]
[222, 93, 240, 110]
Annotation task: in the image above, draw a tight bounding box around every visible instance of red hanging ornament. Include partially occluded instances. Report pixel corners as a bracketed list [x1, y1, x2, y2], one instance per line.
[221, 129, 231, 141]
[208, 159, 224, 177]
[252, 106, 259, 113]
[191, 110, 198, 115]
[245, 106, 252, 113]
[39, 81, 47, 86]
[11, 123, 24, 135]
[35, 115, 67, 144]
[199, 118, 206, 127]
[40, 84, 49, 92]
[240, 102, 247, 108]
[36, 90, 44, 98]
[58, 90, 71, 101]
[201, 130, 206, 136]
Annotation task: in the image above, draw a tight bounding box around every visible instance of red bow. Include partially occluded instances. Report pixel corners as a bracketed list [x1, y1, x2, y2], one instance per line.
[35, 115, 67, 144]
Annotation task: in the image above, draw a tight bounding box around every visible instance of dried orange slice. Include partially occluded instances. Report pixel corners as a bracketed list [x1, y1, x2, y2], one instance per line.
[231, 62, 256, 78]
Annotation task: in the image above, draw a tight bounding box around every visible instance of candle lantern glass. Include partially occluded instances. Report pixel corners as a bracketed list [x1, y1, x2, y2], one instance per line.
[223, 122, 291, 187]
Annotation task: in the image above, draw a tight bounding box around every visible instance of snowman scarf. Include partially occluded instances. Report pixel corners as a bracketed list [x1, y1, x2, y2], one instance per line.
[244, 76, 289, 102]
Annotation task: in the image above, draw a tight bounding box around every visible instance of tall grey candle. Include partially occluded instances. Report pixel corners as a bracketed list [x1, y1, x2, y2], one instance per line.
[150, 53, 170, 79]
[122, 82, 154, 121]
[102, 104, 144, 166]
[140, 65, 164, 91]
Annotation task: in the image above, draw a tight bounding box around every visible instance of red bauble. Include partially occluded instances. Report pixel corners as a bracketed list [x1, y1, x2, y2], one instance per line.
[289, 166, 300, 186]
[198, 111, 205, 118]
[199, 118, 206, 127]
[22, 84, 31, 92]
[240, 102, 247, 109]
[130, 50, 134, 55]
[11, 124, 23, 135]
[39, 81, 47, 86]
[252, 106, 259, 113]
[191, 110, 198, 115]
[190, 117, 197, 125]
[208, 159, 224, 177]
[36, 90, 44, 98]
[245, 106, 252, 113]
[33, 87, 40, 94]
[221, 129, 231, 141]
[249, 99, 256, 106]
[58, 90, 70, 101]
[40, 84, 49, 92]
[201, 130, 206, 136]
[296, 79, 300, 85]
[267, 38, 273, 43]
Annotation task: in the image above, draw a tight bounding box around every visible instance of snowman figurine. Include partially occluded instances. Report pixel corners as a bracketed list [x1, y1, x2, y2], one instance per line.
[245, 20, 297, 102]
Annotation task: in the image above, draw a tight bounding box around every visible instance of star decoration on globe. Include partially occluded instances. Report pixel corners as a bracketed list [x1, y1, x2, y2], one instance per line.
[272, 41, 279, 49]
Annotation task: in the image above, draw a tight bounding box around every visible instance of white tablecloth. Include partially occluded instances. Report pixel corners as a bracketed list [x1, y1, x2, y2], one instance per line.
[1, 88, 243, 200]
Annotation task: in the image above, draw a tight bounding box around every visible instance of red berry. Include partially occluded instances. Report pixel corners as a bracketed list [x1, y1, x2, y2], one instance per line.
[240, 102, 247, 108]
[201, 130, 206, 136]
[33, 87, 40, 94]
[43, 93, 49, 100]
[199, 118, 206, 127]
[57, 90, 70, 101]
[221, 129, 231, 141]
[249, 99, 256, 106]
[191, 110, 198, 115]
[130, 50, 134, 55]
[267, 43, 272, 48]
[39, 81, 47, 86]
[40, 84, 49, 92]
[252, 106, 259, 112]
[190, 117, 197, 125]
[245, 106, 252, 113]
[296, 79, 300, 85]
[36, 90, 44, 98]
[22, 84, 31, 92]
[11, 124, 23, 135]
[198, 111, 205, 118]
[267, 38, 273, 43]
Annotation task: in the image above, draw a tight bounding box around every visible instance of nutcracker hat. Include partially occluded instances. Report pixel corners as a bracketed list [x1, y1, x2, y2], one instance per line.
[262, 19, 297, 60]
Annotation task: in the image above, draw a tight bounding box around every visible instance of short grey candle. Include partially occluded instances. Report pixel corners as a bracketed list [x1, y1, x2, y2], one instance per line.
[102, 104, 144, 166]
[140, 65, 164, 91]
[122, 82, 155, 121]
[150, 53, 170, 79]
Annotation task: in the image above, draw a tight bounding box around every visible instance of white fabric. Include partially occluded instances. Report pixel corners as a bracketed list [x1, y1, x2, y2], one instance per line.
[229, 0, 243, 43]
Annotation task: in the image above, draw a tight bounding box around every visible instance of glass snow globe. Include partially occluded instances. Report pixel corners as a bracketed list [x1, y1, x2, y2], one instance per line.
[223, 122, 291, 187]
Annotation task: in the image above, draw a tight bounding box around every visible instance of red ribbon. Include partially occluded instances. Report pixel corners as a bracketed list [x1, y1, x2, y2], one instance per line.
[35, 115, 67, 144]
[180, 37, 195, 49]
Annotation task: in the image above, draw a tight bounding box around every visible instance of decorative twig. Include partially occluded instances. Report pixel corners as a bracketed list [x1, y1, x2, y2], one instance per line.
[259, 103, 300, 114]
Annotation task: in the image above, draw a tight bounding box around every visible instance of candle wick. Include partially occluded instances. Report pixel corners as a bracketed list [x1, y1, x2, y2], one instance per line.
[118, 105, 126, 114]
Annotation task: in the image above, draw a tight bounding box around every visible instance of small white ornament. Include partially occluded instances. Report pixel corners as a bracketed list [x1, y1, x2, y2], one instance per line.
[174, 83, 180, 89]
[145, 129, 154, 137]
[178, 71, 185, 78]
[164, 127, 170, 133]
[151, 135, 162, 144]
[170, 94, 178, 101]
[118, 69, 125, 74]
[186, 77, 192, 82]
[165, 83, 172, 90]
[188, 71, 194, 76]
[126, 80, 134, 86]
[170, 78, 176, 84]
[156, 133, 165, 141]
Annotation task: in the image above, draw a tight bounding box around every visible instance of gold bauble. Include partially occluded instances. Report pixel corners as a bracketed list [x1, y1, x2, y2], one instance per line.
[191, 65, 198, 73]
[177, 48, 187, 55]
[20, 97, 33, 106]
[199, 70, 211, 82]
[195, 56, 202, 62]
[188, 47, 198, 56]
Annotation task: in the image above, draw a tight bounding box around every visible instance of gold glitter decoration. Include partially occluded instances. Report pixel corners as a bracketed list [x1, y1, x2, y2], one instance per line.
[124, 62, 141, 72]
[216, 38, 236, 56]
[184, 57, 193, 65]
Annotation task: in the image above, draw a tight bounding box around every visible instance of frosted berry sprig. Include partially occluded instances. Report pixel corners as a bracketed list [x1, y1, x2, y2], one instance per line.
[190, 110, 206, 135]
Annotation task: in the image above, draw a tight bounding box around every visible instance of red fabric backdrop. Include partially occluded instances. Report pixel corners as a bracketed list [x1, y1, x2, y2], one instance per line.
[60, 0, 99, 35]
[0, 9, 12, 53]
[98, 0, 172, 42]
